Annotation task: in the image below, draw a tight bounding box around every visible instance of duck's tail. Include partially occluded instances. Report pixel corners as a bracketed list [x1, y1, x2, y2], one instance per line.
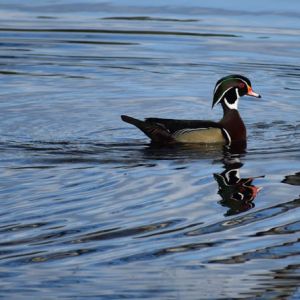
[121, 115, 173, 143]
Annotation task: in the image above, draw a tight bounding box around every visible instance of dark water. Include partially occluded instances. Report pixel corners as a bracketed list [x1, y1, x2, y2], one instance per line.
[0, 0, 300, 299]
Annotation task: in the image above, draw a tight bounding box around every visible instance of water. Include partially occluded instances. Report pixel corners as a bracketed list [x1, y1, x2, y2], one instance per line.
[0, 0, 300, 299]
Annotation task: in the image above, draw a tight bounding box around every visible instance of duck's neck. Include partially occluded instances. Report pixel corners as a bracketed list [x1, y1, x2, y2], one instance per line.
[220, 106, 246, 142]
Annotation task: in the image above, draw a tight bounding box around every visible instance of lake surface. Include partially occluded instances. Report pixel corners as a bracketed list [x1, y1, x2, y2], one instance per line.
[0, 0, 299, 299]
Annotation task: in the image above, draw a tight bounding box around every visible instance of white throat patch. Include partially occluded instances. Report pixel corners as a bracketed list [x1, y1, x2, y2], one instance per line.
[224, 91, 239, 110]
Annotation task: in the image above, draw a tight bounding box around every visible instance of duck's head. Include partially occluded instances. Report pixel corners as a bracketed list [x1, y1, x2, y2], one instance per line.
[212, 74, 261, 110]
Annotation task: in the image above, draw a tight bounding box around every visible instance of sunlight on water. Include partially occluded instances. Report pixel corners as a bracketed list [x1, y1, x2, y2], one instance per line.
[0, 0, 299, 299]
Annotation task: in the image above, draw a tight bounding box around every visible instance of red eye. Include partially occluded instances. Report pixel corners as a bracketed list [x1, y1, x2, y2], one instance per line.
[239, 83, 245, 88]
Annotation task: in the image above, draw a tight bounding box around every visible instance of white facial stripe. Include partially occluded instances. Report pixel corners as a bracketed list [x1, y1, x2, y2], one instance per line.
[225, 168, 239, 182]
[224, 97, 239, 110]
[235, 88, 240, 98]
[237, 192, 244, 200]
[219, 175, 228, 186]
[214, 80, 223, 94]
[214, 87, 233, 107]
[214, 77, 249, 96]
[235, 78, 248, 88]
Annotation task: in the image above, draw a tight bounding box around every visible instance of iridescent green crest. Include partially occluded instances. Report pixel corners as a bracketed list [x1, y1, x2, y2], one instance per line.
[212, 74, 251, 108]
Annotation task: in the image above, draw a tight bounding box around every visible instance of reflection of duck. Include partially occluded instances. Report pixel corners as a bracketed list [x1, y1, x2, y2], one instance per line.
[214, 159, 263, 216]
[121, 74, 260, 145]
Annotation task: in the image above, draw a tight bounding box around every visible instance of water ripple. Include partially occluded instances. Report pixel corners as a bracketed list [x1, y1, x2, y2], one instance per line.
[0, 1, 300, 299]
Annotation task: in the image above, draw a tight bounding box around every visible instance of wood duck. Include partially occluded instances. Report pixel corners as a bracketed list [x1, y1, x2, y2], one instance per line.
[121, 74, 261, 145]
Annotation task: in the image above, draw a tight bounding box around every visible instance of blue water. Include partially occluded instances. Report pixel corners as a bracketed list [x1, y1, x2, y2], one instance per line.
[0, 1, 300, 299]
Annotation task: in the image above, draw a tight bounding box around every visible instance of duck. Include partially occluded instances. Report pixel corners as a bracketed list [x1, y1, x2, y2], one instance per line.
[121, 74, 261, 145]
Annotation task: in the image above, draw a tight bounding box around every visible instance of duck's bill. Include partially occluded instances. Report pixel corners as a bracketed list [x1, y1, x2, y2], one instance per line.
[247, 86, 261, 98]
